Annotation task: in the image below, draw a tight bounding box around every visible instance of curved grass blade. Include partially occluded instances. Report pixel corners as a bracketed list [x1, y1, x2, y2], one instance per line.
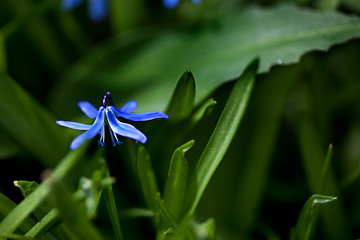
[0, 145, 87, 239]
[298, 114, 349, 239]
[291, 194, 337, 240]
[183, 59, 258, 218]
[0, 193, 36, 235]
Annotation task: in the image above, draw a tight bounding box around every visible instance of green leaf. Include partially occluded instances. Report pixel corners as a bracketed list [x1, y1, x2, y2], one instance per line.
[183, 59, 258, 218]
[135, 143, 159, 213]
[103, 162, 124, 240]
[163, 140, 193, 221]
[0, 72, 68, 167]
[166, 71, 196, 121]
[318, 144, 333, 194]
[298, 113, 349, 239]
[0, 145, 86, 239]
[156, 193, 178, 232]
[0, 31, 6, 72]
[0, 193, 35, 235]
[24, 208, 60, 239]
[13, 181, 38, 199]
[291, 194, 337, 240]
[52, 182, 104, 240]
[120, 208, 154, 219]
[0, 233, 36, 240]
[235, 63, 300, 232]
[51, 4, 360, 114]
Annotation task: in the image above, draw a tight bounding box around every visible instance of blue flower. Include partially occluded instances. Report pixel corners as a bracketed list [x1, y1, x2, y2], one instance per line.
[56, 92, 169, 150]
[60, 0, 108, 22]
[163, 0, 201, 9]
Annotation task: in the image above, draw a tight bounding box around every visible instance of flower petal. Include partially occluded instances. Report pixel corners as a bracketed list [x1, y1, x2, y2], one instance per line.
[88, 0, 108, 22]
[106, 109, 147, 144]
[119, 100, 137, 113]
[163, 0, 180, 9]
[56, 120, 91, 130]
[108, 106, 169, 121]
[60, 0, 84, 11]
[78, 101, 98, 119]
[70, 107, 105, 150]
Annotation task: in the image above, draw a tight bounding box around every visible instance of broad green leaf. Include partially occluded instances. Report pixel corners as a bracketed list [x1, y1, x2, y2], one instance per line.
[135, 143, 159, 213]
[166, 71, 196, 121]
[0, 72, 68, 167]
[291, 194, 337, 240]
[183, 59, 258, 218]
[0, 145, 86, 239]
[51, 4, 360, 114]
[52, 182, 104, 240]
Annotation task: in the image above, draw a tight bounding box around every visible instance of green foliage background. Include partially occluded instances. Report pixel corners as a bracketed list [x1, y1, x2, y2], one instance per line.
[1, 0, 360, 239]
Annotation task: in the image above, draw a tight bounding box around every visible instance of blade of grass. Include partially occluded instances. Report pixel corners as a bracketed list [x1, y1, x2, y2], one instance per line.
[183, 59, 258, 218]
[235, 64, 299, 232]
[136, 143, 159, 213]
[0, 193, 35, 235]
[0, 234, 36, 240]
[318, 144, 333, 194]
[163, 140, 193, 221]
[291, 194, 337, 240]
[24, 208, 59, 238]
[0, 145, 87, 239]
[0, 72, 68, 167]
[0, 31, 6, 72]
[157, 140, 194, 239]
[156, 193, 178, 231]
[298, 114, 349, 239]
[103, 162, 124, 240]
